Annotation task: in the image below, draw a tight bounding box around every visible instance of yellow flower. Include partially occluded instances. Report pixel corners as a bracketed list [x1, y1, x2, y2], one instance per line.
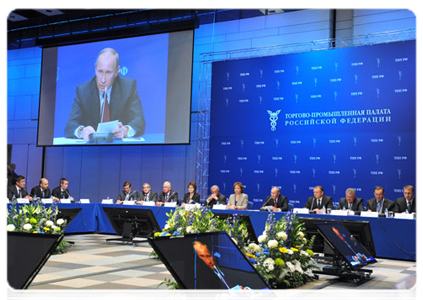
[165, 234, 171, 236]
[32, 231, 38, 234]
[306, 249, 314, 256]
[275, 258, 285, 267]
[43, 227, 50, 232]
[154, 232, 161, 237]
[295, 245, 300, 248]
[279, 247, 289, 254]
[245, 253, 257, 260]
[290, 247, 299, 252]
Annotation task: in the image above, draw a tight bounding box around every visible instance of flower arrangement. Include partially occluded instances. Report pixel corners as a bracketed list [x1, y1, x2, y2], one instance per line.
[243, 212, 318, 288]
[155, 207, 251, 247]
[7, 202, 70, 253]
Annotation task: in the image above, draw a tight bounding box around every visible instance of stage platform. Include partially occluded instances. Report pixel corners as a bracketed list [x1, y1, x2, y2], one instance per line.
[28, 234, 416, 291]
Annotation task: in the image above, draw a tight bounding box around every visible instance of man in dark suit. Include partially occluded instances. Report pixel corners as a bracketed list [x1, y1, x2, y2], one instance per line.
[395, 185, 416, 213]
[116, 181, 139, 204]
[65, 48, 145, 140]
[7, 163, 17, 187]
[52, 178, 73, 202]
[261, 187, 289, 212]
[204, 185, 227, 208]
[136, 183, 158, 205]
[30, 178, 52, 199]
[7, 175, 32, 201]
[366, 186, 395, 213]
[304, 185, 333, 213]
[157, 181, 179, 206]
[337, 188, 364, 213]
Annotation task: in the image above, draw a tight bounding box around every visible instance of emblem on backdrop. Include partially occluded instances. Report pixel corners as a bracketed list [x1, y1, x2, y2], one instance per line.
[397, 169, 402, 180]
[267, 110, 281, 131]
[353, 168, 357, 179]
[397, 135, 402, 146]
[119, 66, 128, 76]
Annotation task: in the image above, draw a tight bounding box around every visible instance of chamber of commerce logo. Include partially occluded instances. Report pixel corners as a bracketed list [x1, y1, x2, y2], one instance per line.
[267, 110, 281, 131]
[119, 66, 128, 76]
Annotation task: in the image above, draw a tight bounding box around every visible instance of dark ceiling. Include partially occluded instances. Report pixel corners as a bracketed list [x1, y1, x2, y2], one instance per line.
[7, 9, 299, 49]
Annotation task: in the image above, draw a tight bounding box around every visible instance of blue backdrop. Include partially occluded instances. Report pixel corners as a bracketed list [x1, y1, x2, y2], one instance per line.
[53, 33, 169, 138]
[209, 41, 416, 209]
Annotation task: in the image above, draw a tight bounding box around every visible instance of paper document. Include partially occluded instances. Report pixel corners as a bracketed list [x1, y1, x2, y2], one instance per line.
[97, 120, 119, 134]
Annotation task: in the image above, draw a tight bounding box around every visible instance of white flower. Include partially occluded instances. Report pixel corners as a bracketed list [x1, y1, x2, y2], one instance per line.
[286, 261, 295, 272]
[294, 260, 304, 274]
[23, 224, 32, 231]
[7, 224, 15, 232]
[164, 224, 170, 230]
[287, 249, 294, 255]
[186, 226, 193, 233]
[300, 250, 309, 257]
[264, 258, 275, 266]
[276, 231, 288, 241]
[268, 264, 274, 271]
[297, 231, 304, 239]
[25, 218, 29, 223]
[56, 218, 65, 225]
[258, 235, 267, 243]
[248, 243, 259, 252]
[45, 220, 54, 227]
[268, 240, 278, 249]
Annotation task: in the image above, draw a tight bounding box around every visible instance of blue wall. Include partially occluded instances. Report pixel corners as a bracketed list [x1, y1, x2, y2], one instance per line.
[7, 9, 416, 201]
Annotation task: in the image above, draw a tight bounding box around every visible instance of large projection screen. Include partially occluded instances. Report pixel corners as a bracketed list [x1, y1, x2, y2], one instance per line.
[38, 30, 193, 146]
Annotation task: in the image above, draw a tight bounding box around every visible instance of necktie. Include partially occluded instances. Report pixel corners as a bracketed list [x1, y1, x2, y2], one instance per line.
[18, 189, 21, 198]
[318, 199, 321, 209]
[42, 189, 45, 198]
[348, 202, 352, 209]
[377, 201, 382, 213]
[274, 198, 277, 208]
[125, 192, 130, 201]
[146, 193, 149, 202]
[102, 93, 110, 123]
[165, 194, 169, 202]
[407, 200, 411, 212]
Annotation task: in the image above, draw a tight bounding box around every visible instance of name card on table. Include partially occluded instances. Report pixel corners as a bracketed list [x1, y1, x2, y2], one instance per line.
[164, 202, 177, 207]
[17, 198, 30, 204]
[102, 199, 114, 204]
[394, 213, 415, 220]
[143, 201, 155, 206]
[360, 211, 379, 218]
[123, 200, 136, 205]
[293, 208, 309, 214]
[60, 199, 71, 204]
[213, 204, 227, 210]
[80, 199, 90, 204]
[41, 198, 53, 204]
[330, 210, 350, 216]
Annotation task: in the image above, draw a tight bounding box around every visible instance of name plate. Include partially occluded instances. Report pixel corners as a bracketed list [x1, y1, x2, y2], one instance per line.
[394, 213, 415, 220]
[41, 198, 53, 204]
[123, 200, 136, 205]
[143, 201, 155, 206]
[213, 204, 227, 210]
[80, 199, 90, 204]
[60, 199, 71, 204]
[164, 202, 177, 207]
[102, 199, 114, 204]
[360, 211, 379, 218]
[17, 198, 30, 204]
[330, 210, 350, 216]
[293, 208, 309, 214]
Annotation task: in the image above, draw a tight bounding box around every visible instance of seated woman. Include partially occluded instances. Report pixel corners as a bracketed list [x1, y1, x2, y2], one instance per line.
[181, 182, 201, 207]
[227, 182, 248, 210]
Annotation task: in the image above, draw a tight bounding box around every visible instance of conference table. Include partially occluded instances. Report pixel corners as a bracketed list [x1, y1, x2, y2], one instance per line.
[7, 203, 415, 261]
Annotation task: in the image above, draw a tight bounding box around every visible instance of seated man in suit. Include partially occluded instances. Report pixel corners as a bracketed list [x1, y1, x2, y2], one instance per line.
[204, 185, 227, 208]
[337, 188, 364, 213]
[52, 178, 74, 202]
[30, 178, 52, 200]
[304, 185, 333, 213]
[136, 183, 158, 205]
[65, 48, 145, 140]
[366, 186, 395, 213]
[7, 175, 32, 201]
[261, 187, 288, 212]
[395, 185, 416, 214]
[227, 182, 249, 210]
[116, 181, 139, 204]
[157, 181, 179, 206]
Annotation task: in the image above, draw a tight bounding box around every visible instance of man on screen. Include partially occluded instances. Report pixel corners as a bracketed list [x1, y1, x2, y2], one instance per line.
[65, 48, 145, 140]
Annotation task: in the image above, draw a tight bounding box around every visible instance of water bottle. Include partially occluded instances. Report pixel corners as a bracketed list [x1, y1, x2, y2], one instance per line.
[385, 208, 388, 218]
[322, 205, 326, 214]
[12, 194, 16, 203]
[342, 206, 346, 211]
[406, 208, 409, 214]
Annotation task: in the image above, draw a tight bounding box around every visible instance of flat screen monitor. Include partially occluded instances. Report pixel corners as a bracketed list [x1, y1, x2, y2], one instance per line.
[149, 231, 270, 289]
[315, 222, 377, 269]
[38, 29, 193, 146]
[102, 207, 161, 237]
[8, 232, 64, 289]
[213, 213, 258, 243]
[299, 217, 376, 257]
[56, 208, 82, 226]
